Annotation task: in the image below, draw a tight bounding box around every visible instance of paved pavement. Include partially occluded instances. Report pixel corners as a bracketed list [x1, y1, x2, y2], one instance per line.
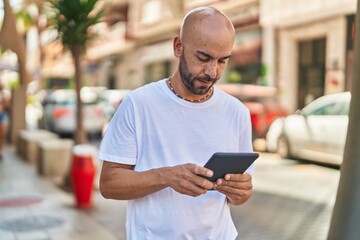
[232, 154, 339, 240]
[0, 143, 339, 240]
[0, 144, 126, 240]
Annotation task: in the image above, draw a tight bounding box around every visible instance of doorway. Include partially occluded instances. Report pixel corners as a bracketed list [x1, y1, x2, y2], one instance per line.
[298, 38, 326, 108]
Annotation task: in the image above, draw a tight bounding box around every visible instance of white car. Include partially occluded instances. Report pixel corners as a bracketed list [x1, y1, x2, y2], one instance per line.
[42, 88, 106, 135]
[99, 89, 132, 136]
[266, 92, 351, 166]
[99, 89, 131, 120]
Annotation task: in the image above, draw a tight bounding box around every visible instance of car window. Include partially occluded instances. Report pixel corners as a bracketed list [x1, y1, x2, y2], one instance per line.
[335, 101, 350, 115]
[45, 90, 99, 105]
[308, 103, 337, 116]
[81, 91, 99, 104]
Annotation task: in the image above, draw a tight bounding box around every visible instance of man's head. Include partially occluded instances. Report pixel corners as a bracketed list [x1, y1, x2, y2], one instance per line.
[173, 7, 235, 96]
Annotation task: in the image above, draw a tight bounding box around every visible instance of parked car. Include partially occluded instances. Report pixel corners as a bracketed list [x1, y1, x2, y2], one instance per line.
[99, 89, 132, 135]
[99, 89, 131, 120]
[217, 83, 289, 139]
[266, 91, 351, 166]
[42, 88, 106, 135]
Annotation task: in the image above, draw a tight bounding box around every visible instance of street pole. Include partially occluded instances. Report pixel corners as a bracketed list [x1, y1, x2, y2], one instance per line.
[328, 0, 360, 239]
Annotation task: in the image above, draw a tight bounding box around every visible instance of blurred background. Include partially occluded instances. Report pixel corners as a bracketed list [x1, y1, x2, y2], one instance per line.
[1, 0, 355, 165]
[0, 0, 357, 239]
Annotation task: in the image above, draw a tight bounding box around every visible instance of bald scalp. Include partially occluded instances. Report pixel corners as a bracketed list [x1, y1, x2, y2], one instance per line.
[180, 7, 235, 41]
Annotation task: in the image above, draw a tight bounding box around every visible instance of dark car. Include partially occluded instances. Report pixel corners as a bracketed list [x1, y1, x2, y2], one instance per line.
[217, 83, 289, 139]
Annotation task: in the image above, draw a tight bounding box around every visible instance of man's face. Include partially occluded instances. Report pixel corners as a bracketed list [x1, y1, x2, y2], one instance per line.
[176, 15, 235, 96]
[178, 50, 217, 95]
[178, 44, 232, 96]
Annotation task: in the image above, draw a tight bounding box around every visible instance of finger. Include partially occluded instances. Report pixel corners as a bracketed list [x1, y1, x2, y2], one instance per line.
[224, 173, 252, 181]
[215, 184, 251, 201]
[213, 177, 252, 194]
[177, 180, 208, 196]
[221, 180, 253, 190]
[215, 187, 239, 199]
[192, 165, 213, 178]
[174, 166, 211, 195]
[216, 183, 251, 195]
[184, 164, 214, 190]
[193, 175, 214, 190]
[218, 187, 252, 205]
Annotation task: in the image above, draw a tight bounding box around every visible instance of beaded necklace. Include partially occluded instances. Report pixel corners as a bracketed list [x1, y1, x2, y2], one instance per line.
[167, 77, 213, 103]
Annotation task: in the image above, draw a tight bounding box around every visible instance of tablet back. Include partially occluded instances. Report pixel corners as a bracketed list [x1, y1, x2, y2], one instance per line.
[204, 152, 259, 182]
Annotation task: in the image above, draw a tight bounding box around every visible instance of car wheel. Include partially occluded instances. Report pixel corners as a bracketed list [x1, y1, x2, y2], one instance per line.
[277, 135, 291, 159]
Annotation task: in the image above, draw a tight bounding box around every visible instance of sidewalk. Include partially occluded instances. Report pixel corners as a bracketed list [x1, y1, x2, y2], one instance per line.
[0, 144, 126, 240]
[0, 142, 338, 240]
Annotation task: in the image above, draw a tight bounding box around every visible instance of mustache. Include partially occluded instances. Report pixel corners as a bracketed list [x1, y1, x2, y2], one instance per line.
[195, 76, 217, 83]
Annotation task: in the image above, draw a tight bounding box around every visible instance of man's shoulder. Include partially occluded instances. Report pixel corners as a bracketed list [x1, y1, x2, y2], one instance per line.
[132, 80, 164, 93]
[127, 79, 166, 103]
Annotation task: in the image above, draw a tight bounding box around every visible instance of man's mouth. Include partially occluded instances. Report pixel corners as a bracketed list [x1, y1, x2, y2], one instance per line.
[196, 77, 215, 84]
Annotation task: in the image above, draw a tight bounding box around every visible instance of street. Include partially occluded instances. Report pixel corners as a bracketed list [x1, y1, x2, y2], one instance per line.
[231, 152, 340, 240]
[0, 138, 341, 239]
[88, 139, 341, 239]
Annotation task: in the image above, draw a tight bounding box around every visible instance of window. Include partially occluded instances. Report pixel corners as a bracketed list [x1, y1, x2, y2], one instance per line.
[309, 103, 337, 116]
[145, 61, 171, 83]
[227, 28, 263, 85]
[308, 101, 350, 116]
[141, 0, 172, 24]
[334, 102, 350, 116]
[142, 0, 162, 24]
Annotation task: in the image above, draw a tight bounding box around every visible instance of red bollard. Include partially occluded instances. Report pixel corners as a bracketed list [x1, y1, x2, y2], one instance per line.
[71, 145, 96, 209]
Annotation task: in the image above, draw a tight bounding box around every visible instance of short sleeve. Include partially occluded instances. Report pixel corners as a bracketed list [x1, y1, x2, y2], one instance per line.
[240, 109, 255, 174]
[98, 96, 138, 165]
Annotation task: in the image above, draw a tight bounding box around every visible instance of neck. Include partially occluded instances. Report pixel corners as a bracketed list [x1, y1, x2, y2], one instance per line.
[166, 77, 213, 103]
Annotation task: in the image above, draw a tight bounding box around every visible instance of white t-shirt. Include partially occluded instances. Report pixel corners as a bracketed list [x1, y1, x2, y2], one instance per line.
[99, 79, 253, 240]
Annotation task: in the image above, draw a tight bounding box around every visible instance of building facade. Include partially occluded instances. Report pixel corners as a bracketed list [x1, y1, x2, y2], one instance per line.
[261, 0, 357, 111]
[37, 0, 358, 114]
[86, 0, 262, 90]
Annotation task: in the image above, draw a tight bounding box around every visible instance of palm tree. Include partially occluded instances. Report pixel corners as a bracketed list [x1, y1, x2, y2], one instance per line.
[49, 0, 103, 144]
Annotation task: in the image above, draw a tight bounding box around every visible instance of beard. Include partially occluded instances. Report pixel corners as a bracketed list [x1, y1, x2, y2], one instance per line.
[179, 54, 217, 95]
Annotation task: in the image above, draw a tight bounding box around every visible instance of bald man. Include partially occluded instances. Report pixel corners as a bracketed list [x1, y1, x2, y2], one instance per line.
[99, 7, 254, 239]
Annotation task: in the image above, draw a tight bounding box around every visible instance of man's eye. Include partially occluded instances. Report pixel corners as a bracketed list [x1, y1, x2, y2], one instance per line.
[198, 57, 209, 62]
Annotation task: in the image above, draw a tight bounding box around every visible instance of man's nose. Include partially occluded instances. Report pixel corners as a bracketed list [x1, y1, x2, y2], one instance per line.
[204, 62, 218, 79]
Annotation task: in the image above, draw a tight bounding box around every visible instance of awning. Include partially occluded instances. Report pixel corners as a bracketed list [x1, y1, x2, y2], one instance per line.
[86, 40, 135, 60]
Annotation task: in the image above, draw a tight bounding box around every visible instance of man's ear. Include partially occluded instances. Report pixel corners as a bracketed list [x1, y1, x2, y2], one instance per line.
[173, 36, 183, 58]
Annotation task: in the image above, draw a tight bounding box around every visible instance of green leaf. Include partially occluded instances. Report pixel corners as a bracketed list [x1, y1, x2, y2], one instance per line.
[48, 0, 103, 52]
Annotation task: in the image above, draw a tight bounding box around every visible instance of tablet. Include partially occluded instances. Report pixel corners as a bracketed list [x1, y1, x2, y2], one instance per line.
[203, 152, 259, 182]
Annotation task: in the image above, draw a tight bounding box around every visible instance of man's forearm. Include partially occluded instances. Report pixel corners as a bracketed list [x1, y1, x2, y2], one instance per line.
[99, 164, 169, 200]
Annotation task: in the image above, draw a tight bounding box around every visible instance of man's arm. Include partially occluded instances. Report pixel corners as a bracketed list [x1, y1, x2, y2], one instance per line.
[99, 161, 215, 200]
[213, 173, 253, 205]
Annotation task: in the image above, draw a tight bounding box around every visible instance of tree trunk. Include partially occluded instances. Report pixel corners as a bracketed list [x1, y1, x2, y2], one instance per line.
[71, 45, 87, 144]
[328, 0, 360, 239]
[0, 0, 29, 143]
[9, 86, 26, 143]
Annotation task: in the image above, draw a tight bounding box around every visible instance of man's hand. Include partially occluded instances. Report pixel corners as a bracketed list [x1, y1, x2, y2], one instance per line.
[161, 163, 214, 197]
[213, 173, 253, 205]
